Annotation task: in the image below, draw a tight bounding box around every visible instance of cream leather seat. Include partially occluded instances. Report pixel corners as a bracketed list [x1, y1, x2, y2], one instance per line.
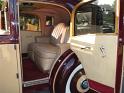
[28, 23, 70, 72]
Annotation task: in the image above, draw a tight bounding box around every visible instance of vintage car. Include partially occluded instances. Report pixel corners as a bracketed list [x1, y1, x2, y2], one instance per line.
[0, 0, 124, 93]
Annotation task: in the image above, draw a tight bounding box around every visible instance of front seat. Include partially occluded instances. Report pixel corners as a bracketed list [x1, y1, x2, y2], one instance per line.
[28, 23, 70, 72]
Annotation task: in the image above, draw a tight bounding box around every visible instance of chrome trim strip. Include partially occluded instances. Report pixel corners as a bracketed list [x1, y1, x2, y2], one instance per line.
[23, 77, 49, 87]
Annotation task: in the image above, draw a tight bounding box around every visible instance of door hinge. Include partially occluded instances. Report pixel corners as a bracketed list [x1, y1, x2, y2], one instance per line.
[14, 44, 16, 50]
[16, 73, 19, 79]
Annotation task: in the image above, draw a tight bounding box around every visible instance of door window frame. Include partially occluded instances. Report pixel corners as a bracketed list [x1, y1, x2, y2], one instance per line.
[72, 0, 119, 36]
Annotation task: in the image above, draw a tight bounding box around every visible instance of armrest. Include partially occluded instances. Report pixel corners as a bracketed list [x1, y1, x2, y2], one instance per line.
[35, 36, 50, 43]
[57, 43, 70, 54]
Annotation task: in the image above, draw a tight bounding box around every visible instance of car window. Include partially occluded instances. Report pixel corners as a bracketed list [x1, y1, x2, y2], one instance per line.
[75, 0, 115, 35]
[20, 14, 40, 31]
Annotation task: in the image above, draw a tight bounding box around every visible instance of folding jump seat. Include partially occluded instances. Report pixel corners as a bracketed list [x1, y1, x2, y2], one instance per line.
[28, 23, 70, 72]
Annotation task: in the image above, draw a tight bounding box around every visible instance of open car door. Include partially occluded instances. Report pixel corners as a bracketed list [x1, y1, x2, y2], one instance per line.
[70, 0, 124, 93]
[0, 0, 22, 93]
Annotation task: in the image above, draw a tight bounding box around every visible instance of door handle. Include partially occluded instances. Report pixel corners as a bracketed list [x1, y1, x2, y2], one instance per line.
[99, 46, 106, 57]
[81, 46, 91, 50]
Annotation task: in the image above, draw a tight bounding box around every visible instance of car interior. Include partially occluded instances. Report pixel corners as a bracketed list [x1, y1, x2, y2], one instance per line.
[19, 1, 70, 93]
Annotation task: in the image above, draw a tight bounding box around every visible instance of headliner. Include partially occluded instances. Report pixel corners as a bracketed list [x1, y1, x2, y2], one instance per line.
[19, 0, 83, 12]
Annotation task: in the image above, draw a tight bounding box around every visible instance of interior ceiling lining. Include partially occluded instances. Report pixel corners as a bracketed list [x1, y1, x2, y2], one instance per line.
[19, 3, 70, 15]
[19, 0, 82, 12]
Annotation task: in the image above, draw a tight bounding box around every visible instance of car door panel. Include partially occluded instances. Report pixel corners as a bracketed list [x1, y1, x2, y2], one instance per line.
[70, 0, 123, 92]
[71, 34, 118, 88]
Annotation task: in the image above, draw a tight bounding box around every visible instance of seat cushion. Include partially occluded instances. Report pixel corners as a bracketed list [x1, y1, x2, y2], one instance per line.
[28, 43, 43, 61]
[34, 43, 60, 72]
[28, 42, 42, 51]
[34, 43, 60, 58]
[34, 55, 55, 72]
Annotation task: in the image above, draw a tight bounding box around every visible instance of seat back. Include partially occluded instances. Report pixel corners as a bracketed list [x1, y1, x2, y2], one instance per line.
[50, 23, 67, 45]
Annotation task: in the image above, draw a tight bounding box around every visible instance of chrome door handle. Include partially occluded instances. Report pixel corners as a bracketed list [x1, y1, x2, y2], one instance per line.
[81, 47, 91, 50]
[99, 46, 106, 57]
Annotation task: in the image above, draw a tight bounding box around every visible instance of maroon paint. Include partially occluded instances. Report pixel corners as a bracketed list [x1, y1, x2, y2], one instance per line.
[88, 80, 114, 93]
[54, 53, 80, 93]
[49, 49, 73, 93]
[49, 49, 82, 93]
[115, 0, 124, 93]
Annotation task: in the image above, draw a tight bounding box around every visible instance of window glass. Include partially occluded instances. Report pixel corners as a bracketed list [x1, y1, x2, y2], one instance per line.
[75, 0, 115, 35]
[45, 16, 54, 26]
[20, 14, 40, 31]
[0, 1, 10, 35]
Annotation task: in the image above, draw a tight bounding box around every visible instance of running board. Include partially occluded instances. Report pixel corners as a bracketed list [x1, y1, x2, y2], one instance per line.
[23, 77, 49, 87]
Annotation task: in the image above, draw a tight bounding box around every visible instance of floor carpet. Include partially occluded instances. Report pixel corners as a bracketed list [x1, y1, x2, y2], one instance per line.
[23, 84, 49, 93]
[23, 59, 49, 81]
[22, 59, 49, 93]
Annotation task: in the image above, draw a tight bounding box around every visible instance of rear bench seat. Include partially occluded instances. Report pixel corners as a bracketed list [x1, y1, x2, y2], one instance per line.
[28, 23, 70, 72]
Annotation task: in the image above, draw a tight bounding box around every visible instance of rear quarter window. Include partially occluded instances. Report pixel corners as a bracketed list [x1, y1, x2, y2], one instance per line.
[20, 14, 41, 32]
